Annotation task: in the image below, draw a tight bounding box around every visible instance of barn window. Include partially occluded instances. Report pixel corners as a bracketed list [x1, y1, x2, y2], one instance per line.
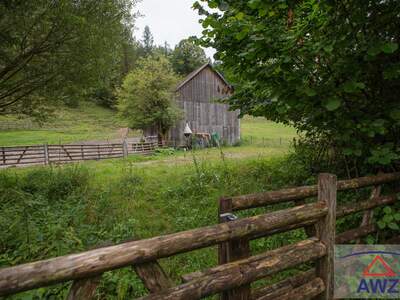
[217, 85, 220, 93]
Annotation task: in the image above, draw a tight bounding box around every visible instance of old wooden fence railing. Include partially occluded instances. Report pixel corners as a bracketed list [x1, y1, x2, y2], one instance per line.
[0, 172, 399, 299]
[0, 141, 158, 167]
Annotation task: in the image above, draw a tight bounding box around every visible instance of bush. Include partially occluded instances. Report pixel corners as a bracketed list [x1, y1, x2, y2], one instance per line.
[0, 166, 90, 265]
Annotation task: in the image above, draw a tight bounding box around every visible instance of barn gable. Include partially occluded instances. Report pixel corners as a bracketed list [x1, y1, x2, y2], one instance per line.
[176, 63, 232, 92]
[168, 64, 240, 146]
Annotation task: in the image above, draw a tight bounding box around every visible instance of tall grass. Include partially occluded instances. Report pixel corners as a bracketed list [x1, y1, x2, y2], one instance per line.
[1, 152, 384, 299]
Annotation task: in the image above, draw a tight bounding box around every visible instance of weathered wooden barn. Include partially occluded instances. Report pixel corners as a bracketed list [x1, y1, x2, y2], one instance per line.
[168, 63, 240, 146]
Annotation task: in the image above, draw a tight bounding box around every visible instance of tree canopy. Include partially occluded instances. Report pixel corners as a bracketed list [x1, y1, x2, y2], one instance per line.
[195, 0, 400, 171]
[171, 38, 209, 76]
[117, 55, 182, 136]
[141, 25, 155, 57]
[0, 0, 136, 118]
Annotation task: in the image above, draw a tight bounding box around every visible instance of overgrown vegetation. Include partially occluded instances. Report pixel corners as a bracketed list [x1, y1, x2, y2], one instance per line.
[196, 0, 400, 176]
[0, 154, 309, 298]
[1, 147, 398, 298]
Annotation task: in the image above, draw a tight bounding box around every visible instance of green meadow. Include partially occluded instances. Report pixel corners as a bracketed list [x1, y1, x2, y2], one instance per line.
[0, 105, 308, 299]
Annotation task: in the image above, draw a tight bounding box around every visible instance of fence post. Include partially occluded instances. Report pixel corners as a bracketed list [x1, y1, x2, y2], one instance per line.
[218, 197, 251, 300]
[43, 143, 49, 165]
[67, 276, 101, 300]
[1, 147, 5, 165]
[316, 173, 337, 300]
[123, 139, 128, 158]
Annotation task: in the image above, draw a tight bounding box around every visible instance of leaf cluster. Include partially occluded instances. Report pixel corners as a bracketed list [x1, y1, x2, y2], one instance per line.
[117, 55, 182, 134]
[195, 0, 400, 169]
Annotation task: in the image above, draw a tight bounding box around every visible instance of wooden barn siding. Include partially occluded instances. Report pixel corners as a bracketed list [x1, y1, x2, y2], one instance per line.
[169, 67, 240, 146]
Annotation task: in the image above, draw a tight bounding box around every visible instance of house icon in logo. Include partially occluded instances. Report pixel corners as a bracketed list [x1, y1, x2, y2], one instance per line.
[363, 255, 397, 277]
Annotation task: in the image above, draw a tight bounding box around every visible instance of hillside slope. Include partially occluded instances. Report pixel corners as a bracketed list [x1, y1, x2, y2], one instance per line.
[0, 103, 128, 146]
[0, 104, 297, 147]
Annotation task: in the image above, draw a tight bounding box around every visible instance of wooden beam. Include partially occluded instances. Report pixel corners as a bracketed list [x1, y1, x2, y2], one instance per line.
[268, 277, 325, 300]
[335, 224, 377, 244]
[0, 202, 327, 296]
[16, 147, 27, 164]
[231, 185, 318, 211]
[67, 276, 101, 300]
[336, 195, 397, 218]
[251, 269, 315, 300]
[134, 261, 173, 293]
[138, 238, 326, 300]
[231, 172, 400, 211]
[315, 173, 337, 300]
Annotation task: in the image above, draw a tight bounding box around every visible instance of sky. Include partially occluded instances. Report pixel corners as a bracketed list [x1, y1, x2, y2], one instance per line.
[133, 0, 216, 59]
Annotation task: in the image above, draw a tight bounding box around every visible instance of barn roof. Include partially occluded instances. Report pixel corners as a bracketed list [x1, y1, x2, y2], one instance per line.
[176, 63, 232, 91]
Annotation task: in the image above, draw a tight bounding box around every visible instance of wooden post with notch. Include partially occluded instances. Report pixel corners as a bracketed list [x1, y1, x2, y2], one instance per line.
[218, 197, 251, 300]
[315, 173, 337, 300]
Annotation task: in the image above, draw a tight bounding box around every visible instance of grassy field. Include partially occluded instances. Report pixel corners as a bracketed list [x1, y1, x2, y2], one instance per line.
[0, 103, 127, 146]
[0, 104, 297, 147]
[0, 153, 316, 299]
[0, 131, 374, 300]
[240, 115, 296, 142]
[0, 105, 306, 299]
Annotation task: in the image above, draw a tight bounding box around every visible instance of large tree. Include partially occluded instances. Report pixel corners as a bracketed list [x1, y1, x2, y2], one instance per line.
[171, 38, 209, 76]
[195, 0, 400, 172]
[0, 0, 136, 117]
[117, 55, 182, 138]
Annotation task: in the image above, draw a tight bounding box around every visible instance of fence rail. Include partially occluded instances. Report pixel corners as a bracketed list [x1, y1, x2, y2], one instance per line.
[0, 141, 158, 168]
[0, 172, 398, 299]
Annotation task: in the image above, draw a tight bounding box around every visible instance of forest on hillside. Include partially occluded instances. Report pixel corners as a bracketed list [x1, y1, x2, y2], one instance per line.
[0, 1, 209, 122]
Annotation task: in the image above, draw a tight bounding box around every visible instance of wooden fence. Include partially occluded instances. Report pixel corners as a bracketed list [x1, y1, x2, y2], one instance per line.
[0, 141, 158, 167]
[0, 172, 399, 299]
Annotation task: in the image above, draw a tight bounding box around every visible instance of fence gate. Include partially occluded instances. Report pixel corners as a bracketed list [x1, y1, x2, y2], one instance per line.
[0, 173, 399, 299]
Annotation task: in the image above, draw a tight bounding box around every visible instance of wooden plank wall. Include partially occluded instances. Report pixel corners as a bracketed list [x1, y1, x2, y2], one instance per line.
[170, 66, 240, 146]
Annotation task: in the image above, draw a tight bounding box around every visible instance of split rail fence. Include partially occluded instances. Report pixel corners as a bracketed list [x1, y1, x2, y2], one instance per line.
[0, 172, 399, 299]
[0, 141, 158, 168]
